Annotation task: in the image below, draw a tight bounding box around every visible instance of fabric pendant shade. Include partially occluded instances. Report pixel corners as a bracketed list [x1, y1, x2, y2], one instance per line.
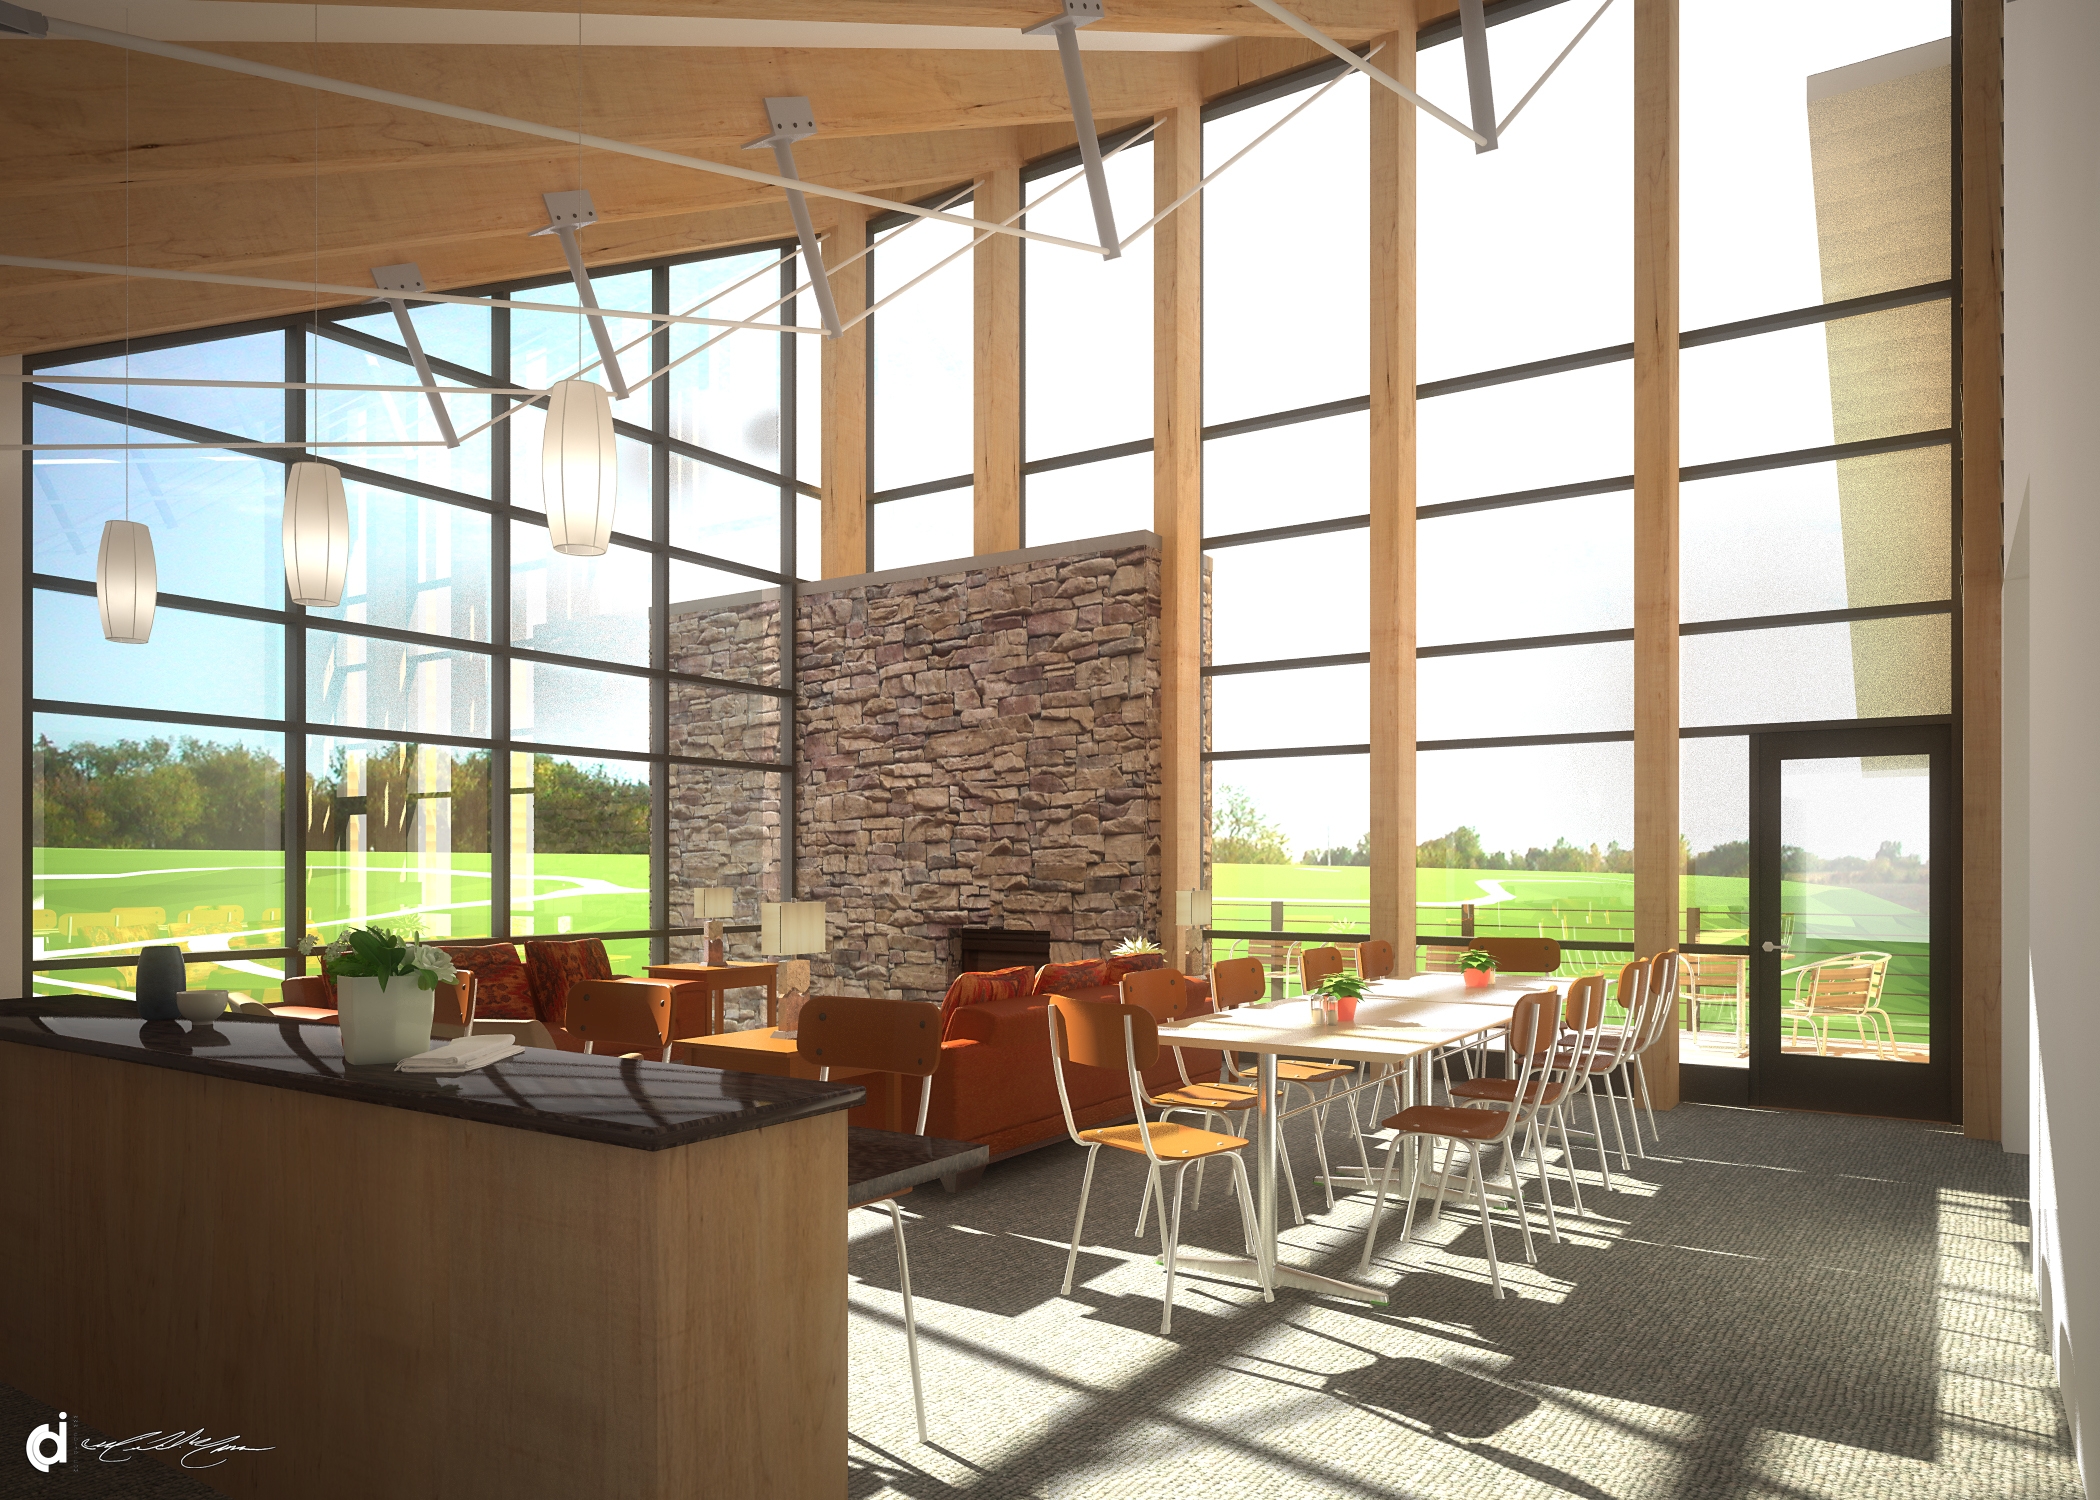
[282, 461, 350, 607]
[542, 378, 617, 556]
[96, 518, 157, 644]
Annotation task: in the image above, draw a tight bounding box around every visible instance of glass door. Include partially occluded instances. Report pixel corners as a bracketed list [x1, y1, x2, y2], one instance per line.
[1747, 726, 1955, 1121]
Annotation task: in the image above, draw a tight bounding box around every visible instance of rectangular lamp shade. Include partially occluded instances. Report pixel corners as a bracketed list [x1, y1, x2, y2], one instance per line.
[761, 901, 826, 956]
[1175, 889, 1214, 928]
[694, 887, 735, 921]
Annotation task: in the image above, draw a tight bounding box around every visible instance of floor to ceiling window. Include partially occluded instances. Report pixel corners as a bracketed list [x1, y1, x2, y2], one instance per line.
[25, 245, 803, 1004]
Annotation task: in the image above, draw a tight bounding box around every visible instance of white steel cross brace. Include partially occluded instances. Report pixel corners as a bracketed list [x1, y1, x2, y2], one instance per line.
[1241, 0, 1489, 148]
[369, 263, 461, 448]
[1023, 0, 1121, 258]
[529, 190, 633, 400]
[743, 97, 842, 338]
[1458, 0, 1500, 153]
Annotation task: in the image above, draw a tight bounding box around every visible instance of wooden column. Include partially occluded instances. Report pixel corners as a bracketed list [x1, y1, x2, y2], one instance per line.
[975, 166, 1023, 556]
[1633, 0, 1682, 1107]
[820, 204, 870, 579]
[1155, 104, 1204, 964]
[1369, 14, 1418, 974]
[1959, 0, 2005, 1140]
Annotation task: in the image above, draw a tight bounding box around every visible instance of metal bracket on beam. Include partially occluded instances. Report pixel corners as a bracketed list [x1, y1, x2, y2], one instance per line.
[1458, 0, 1499, 153]
[1023, 0, 1120, 258]
[0, 1, 49, 36]
[528, 190, 632, 400]
[369, 263, 460, 448]
[742, 97, 842, 338]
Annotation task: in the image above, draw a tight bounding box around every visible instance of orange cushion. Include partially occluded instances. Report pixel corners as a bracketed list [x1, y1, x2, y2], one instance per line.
[521, 939, 613, 1029]
[938, 966, 1037, 1039]
[439, 943, 535, 1022]
[1103, 953, 1167, 985]
[1033, 959, 1111, 995]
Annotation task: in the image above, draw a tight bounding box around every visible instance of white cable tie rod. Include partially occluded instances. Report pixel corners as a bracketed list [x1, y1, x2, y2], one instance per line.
[0, 253, 822, 334]
[532, 193, 632, 400]
[8, 374, 546, 394]
[371, 262, 461, 445]
[40, 17, 1116, 259]
[1240, 0, 1486, 147]
[839, 120, 1155, 335]
[10, 441, 455, 451]
[1496, 0, 1615, 138]
[1117, 51, 1364, 253]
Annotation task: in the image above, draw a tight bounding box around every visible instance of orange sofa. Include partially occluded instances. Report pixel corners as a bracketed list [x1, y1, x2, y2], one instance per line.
[922, 957, 1223, 1160]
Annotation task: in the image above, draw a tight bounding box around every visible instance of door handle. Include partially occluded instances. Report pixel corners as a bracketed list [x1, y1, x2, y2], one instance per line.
[1761, 941, 1782, 953]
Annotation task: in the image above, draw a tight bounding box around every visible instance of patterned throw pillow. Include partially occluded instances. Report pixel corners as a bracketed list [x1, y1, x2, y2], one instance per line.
[437, 944, 535, 1021]
[937, 965, 1037, 1038]
[522, 938, 614, 1029]
[1033, 959, 1112, 997]
[1102, 953, 1166, 986]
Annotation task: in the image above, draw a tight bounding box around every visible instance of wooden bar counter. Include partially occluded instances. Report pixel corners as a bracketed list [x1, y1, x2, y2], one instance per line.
[0, 1003, 865, 1500]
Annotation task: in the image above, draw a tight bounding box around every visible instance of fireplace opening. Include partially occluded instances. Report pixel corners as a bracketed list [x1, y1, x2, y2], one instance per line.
[952, 928, 1052, 978]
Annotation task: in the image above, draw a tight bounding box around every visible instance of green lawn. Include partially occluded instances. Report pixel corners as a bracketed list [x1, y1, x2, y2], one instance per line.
[32, 847, 650, 1003]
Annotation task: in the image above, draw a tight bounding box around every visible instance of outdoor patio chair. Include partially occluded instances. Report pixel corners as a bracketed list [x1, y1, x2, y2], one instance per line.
[1781, 952, 1897, 1059]
[1680, 952, 1748, 1057]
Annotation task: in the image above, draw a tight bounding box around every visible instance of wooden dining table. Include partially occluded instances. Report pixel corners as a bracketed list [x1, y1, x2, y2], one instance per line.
[1157, 972, 1547, 1305]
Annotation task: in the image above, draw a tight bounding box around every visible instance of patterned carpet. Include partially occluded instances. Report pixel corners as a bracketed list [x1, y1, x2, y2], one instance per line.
[840, 1101, 2077, 1500]
[3, 1102, 2076, 1499]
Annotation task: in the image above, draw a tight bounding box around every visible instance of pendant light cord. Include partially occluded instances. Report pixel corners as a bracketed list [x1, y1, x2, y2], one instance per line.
[121, 8, 131, 524]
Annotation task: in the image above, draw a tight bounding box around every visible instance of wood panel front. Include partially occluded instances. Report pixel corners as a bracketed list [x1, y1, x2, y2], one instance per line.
[0, 1045, 846, 1500]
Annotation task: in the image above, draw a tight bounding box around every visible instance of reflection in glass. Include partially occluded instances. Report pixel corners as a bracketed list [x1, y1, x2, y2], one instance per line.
[512, 753, 651, 939]
[1418, 641, 1634, 742]
[1420, 495, 1632, 647]
[872, 205, 973, 491]
[1777, 754, 1930, 1064]
[1025, 144, 1152, 460]
[1203, 414, 1367, 537]
[37, 591, 285, 721]
[1211, 664, 1368, 753]
[671, 454, 780, 571]
[40, 332, 285, 442]
[1210, 533, 1367, 666]
[307, 628, 490, 738]
[32, 712, 286, 998]
[873, 489, 972, 572]
[304, 736, 492, 946]
[511, 523, 652, 666]
[511, 659, 648, 753]
[671, 250, 784, 472]
[1682, 614, 1951, 729]
[311, 333, 493, 498]
[311, 483, 491, 640]
[1024, 454, 1152, 550]
[1419, 363, 1632, 508]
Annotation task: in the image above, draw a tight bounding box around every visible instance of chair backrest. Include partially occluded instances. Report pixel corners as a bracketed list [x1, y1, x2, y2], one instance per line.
[1300, 946, 1345, 991]
[1210, 956, 1265, 1009]
[1805, 964, 1878, 1012]
[797, 996, 942, 1078]
[1555, 973, 1611, 1077]
[1509, 987, 1565, 1064]
[1680, 952, 1745, 996]
[1473, 937, 1561, 974]
[566, 979, 671, 1059]
[1120, 966, 1191, 1020]
[1612, 960, 1647, 1038]
[281, 974, 335, 1009]
[432, 972, 478, 1030]
[1636, 950, 1679, 1049]
[1356, 939, 1396, 981]
[1047, 997, 1166, 1154]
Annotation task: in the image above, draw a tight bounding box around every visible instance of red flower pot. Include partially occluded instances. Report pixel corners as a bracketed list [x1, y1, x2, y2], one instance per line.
[1335, 994, 1359, 1026]
[1462, 968, 1494, 988]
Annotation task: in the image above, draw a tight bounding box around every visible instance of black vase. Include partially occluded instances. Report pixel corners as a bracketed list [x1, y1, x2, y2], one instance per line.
[135, 945, 186, 1022]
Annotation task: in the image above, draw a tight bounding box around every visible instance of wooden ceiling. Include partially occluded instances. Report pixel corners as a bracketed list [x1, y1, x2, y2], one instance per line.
[0, 0, 1458, 355]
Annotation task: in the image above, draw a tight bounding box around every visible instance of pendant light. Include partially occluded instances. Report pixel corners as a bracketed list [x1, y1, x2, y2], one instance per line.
[96, 519, 157, 644]
[541, 378, 616, 556]
[283, 461, 350, 607]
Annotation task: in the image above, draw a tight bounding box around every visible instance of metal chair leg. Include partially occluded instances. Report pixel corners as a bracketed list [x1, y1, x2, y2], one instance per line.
[887, 1199, 928, 1443]
[1633, 1053, 1659, 1141]
[1159, 1162, 1190, 1336]
[1527, 1119, 1561, 1243]
[1468, 1146, 1504, 1299]
[1356, 1133, 1406, 1274]
[1599, 1067, 1631, 1171]
[1501, 1136, 1536, 1264]
[1583, 1081, 1617, 1193]
[1063, 1146, 1101, 1294]
[1553, 1105, 1587, 1217]
[1615, 1063, 1648, 1159]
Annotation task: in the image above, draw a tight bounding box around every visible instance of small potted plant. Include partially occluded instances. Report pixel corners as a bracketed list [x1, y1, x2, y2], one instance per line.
[300, 927, 458, 1066]
[1457, 948, 1498, 988]
[1311, 970, 1367, 1026]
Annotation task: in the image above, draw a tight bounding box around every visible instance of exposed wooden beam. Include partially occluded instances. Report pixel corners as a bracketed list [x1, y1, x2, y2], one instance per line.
[1959, 0, 2004, 1141]
[820, 205, 870, 578]
[1155, 101, 1203, 966]
[974, 166, 1023, 555]
[1368, 16, 1417, 974]
[1632, 0, 1679, 1107]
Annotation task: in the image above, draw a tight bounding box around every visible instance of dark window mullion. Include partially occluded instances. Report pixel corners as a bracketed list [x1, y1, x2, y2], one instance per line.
[490, 299, 513, 943]
[283, 326, 307, 977]
[651, 264, 671, 966]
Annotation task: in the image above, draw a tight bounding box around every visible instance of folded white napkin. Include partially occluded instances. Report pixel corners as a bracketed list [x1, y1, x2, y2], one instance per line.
[397, 1035, 524, 1074]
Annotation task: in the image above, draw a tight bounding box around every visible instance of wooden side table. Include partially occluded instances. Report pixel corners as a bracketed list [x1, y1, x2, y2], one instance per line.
[644, 962, 780, 1033]
[672, 1029, 904, 1132]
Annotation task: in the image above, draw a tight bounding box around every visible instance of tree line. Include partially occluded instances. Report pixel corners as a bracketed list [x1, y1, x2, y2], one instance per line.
[35, 735, 650, 855]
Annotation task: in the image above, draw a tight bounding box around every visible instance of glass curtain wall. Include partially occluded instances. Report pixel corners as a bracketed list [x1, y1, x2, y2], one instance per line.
[26, 246, 805, 1005]
[1678, 0, 1955, 1066]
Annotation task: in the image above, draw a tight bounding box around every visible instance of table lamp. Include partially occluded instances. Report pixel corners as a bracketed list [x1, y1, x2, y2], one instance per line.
[762, 900, 827, 1034]
[1174, 888, 1214, 976]
[695, 887, 734, 965]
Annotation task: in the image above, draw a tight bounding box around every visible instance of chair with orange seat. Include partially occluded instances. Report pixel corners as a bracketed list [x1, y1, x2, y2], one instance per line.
[1445, 975, 1608, 1224]
[1355, 989, 1562, 1298]
[1209, 956, 1367, 1213]
[1048, 995, 1271, 1334]
[1299, 945, 1346, 994]
[797, 996, 943, 1443]
[565, 979, 673, 1060]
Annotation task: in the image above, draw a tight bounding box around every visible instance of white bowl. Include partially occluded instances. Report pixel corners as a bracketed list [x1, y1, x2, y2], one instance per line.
[178, 989, 231, 1023]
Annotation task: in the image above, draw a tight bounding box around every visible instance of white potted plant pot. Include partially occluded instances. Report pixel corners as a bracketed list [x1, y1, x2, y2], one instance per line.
[336, 975, 435, 1066]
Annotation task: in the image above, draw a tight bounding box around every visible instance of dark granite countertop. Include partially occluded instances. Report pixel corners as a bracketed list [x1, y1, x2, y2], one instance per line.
[847, 1128, 989, 1207]
[0, 1001, 864, 1152]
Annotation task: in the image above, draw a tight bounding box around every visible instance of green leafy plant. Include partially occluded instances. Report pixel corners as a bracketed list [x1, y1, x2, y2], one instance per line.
[1312, 972, 1367, 1001]
[1457, 948, 1498, 973]
[299, 928, 458, 992]
[1111, 935, 1163, 957]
